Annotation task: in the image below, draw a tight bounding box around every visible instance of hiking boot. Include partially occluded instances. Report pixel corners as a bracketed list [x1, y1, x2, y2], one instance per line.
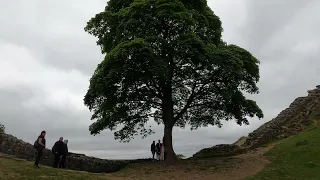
[33, 165, 40, 168]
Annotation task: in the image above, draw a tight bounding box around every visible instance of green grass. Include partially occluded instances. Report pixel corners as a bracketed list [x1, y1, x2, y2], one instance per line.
[246, 123, 320, 180]
[0, 154, 111, 180]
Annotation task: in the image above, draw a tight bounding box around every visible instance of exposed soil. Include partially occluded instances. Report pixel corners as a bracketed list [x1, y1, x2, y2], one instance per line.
[313, 119, 319, 126]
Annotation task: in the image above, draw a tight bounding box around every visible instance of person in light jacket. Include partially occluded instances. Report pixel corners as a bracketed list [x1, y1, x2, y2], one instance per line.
[160, 143, 165, 161]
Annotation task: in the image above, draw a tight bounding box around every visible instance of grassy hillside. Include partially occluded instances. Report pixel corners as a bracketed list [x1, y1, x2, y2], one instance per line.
[247, 121, 320, 180]
[0, 152, 242, 180]
[0, 154, 111, 180]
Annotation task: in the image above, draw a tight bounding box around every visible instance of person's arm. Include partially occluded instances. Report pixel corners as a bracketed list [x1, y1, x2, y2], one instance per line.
[38, 138, 45, 147]
[52, 142, 58, 153]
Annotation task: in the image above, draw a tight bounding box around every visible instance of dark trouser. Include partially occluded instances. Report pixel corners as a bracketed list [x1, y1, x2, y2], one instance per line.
[59, 155, 66, 168]
[35, 148, 43, 166]
[53, 154, 60, 168]
[164, 152, 166, 161]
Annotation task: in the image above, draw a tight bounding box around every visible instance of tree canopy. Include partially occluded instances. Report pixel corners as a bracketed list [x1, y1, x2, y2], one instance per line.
[84, 0, 263, 161]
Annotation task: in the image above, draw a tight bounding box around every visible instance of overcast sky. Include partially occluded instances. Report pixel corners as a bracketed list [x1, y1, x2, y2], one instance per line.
[0, 0, 319, 159]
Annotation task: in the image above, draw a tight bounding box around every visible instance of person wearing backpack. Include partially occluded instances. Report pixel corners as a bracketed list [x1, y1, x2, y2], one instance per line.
[34, 131, 46, 168]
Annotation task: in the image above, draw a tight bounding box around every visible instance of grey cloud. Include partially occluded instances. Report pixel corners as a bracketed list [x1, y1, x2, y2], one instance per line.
[242, 0, 316, 53]
[0, 0, 105, 75]
[239, 0, 320, 117]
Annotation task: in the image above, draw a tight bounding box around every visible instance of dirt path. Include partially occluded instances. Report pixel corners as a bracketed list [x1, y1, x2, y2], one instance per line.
[206, 144, 276, 180]
[109, 144, 275, 180]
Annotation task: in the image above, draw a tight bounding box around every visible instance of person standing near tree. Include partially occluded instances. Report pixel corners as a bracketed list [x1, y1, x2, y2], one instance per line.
[150, 141, 156, 160]
[160, 142, 165, 161]
[34, 131, 46, 168]
[155, 140, 161, 161]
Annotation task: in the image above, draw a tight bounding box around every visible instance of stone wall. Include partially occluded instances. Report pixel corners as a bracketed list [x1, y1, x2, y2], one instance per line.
[192, 87, 320, 158]
[243, 87, 320, 148]
[0, 133, 150, 173]
[192, 144, 246, 158]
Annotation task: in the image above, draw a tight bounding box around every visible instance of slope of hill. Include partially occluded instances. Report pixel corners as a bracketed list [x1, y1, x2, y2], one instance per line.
[246, 120, 320, 179]
[0, 153, 110, 180]
[193, 87, 320, 158]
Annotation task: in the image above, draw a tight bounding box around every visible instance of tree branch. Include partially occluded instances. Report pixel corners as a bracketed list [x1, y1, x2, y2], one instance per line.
[173, 82, 209, 122]
[173, 82, 197, 122]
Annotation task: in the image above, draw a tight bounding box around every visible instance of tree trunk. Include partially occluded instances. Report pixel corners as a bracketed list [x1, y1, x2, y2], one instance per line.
[161, 82, 177, 162]
[162, 96, 178, 162]
[163, 125, 178, 162]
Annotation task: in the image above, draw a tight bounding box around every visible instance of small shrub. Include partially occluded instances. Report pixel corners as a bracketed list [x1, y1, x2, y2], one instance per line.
[177, 154, 186, 159]
[296, 140, 308, 146]
[305, 162, 317, 168]
[0, 122, 5, 134]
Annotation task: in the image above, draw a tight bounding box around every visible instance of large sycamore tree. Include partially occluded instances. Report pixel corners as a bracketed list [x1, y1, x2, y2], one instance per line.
[84, 0, 263, 161]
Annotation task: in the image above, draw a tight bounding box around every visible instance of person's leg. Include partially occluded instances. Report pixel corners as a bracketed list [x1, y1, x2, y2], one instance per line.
[53, 154, 60, 168]
[152, 152, 155, 160]
[34, 149, 40, 167]
[34, 148, 43, 167]
[59, 156, 66, 168]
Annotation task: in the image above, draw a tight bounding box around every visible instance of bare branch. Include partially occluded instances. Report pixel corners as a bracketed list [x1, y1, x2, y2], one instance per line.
[173, 82, 197, 122]
[173, 81, 209, 122]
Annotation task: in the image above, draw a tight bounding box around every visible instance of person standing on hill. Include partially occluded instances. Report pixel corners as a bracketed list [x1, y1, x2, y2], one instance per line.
[34, 130, 46, 168]
[52, 137, 64, 168]
[151, 141, 156, 160]
[59, 139, 69, 168]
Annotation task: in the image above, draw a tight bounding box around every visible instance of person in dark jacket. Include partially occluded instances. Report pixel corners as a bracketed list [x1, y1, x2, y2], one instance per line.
[52, 137, 64, 168]
[59, 139, 68, 168]
[34, 131, 46, 168]
[151, 141, 156, 160]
